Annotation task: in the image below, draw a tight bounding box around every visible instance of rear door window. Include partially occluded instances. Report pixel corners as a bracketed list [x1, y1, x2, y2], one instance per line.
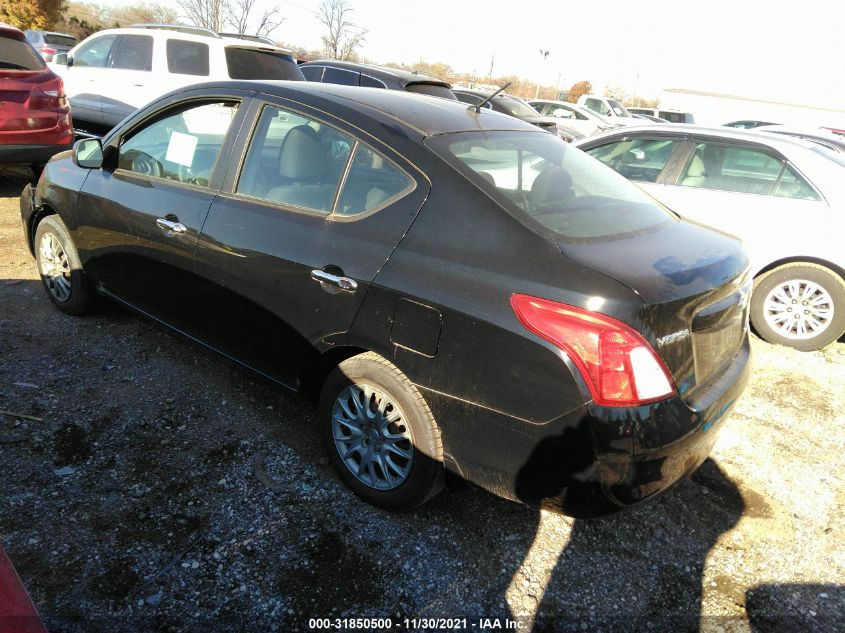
[167, 39, 209, 76]
[322, 67, 359, 86]
[73, 34, 116, 68]
[110, 35, 153, 71]
[679, 143, 784, 194]
[225, 48, 305, 80]
[300, 65, 324, 81]
[360, 74, 386, 88]
[0, 38, 45, 70]
[773, 165, 820, 201]
[335, 145, 414, 216]
[586, 138, 682, 183]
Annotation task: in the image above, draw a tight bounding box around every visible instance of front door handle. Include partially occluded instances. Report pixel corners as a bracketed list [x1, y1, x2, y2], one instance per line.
[156, 218, 187, 234]
[311, 269, 358, 293]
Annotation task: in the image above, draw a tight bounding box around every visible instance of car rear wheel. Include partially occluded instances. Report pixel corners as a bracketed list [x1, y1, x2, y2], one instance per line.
[34, 215, 96, 315]
[318, 352, 444, 510]
[750, 263, 845, 351]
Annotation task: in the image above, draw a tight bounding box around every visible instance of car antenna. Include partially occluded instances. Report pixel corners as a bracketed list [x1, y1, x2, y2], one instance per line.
[469, 82, 512, 113]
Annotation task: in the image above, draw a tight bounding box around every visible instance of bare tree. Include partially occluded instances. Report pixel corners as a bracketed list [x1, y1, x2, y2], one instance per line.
[177, 0, 225, 31]
[225, 0, 283, 37]
[317, 0, 367, 60]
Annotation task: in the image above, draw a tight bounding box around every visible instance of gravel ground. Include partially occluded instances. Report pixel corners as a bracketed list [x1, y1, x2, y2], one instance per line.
[1, 164, 843, 633]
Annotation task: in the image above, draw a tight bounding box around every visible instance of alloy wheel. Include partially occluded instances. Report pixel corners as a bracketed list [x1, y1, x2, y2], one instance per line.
[38, 233, 72, 302]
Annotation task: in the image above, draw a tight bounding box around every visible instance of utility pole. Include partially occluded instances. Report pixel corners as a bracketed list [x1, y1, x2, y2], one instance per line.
[535, 49, 549, 99]
[488, 54, 494, 83]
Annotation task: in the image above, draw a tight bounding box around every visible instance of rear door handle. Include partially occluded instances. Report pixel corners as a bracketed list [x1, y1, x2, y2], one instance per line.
[156, 218, 187, 234]
[311, 269, 358, 293]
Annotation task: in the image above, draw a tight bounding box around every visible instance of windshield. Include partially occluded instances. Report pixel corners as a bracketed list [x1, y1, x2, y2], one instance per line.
[496, 97, 540, 118]
[608, 99, 630, 117]
[428, 130, 673, 241]
[0, 38, 45, 70]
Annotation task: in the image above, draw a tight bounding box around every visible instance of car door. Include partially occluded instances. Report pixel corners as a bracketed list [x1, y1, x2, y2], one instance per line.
[653, 139, 828, 270]
[192, 99, 430, 387]
[61, 33, 117, 125]
[100, 33, 154, 127]
[73, 92, 252, 326]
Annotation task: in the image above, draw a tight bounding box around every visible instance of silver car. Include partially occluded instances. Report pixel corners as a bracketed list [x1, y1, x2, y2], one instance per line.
[576, 125, 845, 351]
[529, 99, 618, 136]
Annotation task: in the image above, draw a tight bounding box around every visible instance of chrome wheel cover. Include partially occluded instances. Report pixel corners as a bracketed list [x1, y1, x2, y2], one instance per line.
[331, 384, 413, 490]
[763, 278, 834, 340]
[38, 233, 72, 302]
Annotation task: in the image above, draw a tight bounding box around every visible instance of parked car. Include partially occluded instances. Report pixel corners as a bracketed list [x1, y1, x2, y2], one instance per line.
[0, 23, 73, 173]
[528, 98, 617, 136]
[20, 81, 751, 517]
[453, 88, 582, 140]
[754, 125, 845, 154]
[575, 94, 645, 126]
[23, 29, 77, 62]
[576, 124, 845, 350]
[628, 107, 695, 124]
[723, 120, 777, 129]
[631, 113, 669, 123]
[50, 24, 303, 129]
[301, 60, 457, 100]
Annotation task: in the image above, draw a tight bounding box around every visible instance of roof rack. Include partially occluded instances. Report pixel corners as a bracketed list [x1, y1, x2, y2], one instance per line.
[218, 32, 276, 46]
[129, 23, 221, 38]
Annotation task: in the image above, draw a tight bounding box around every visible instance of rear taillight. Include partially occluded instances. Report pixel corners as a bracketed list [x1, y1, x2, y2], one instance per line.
[29, 76, 67, 110]
[511, 294, 676, 407]
[39, 46, 57, 55]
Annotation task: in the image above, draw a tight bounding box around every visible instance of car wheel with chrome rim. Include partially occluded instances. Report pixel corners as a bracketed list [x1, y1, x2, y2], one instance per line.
[751, 263, 845, 352]
[33, 215, 96, 315]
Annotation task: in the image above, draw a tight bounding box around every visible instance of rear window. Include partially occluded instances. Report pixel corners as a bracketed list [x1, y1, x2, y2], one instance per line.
[406, 83, 457, 100]
[44, 34, 77, 47]
[428, 131, 672, 241]
[0, 38, 45, 71]
[225, 48, 305, 80]
[495, 97, 539, 117]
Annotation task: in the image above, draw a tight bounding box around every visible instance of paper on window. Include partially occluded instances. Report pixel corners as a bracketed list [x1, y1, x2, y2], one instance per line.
[165, 131, 198, 167]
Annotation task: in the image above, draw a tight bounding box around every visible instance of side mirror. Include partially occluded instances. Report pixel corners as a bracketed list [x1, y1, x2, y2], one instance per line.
[53, 53, 68, 66]
[72, 138, 103, 169]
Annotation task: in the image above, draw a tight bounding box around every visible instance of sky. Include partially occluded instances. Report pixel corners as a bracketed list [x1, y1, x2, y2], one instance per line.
[96, 0, 843, 106]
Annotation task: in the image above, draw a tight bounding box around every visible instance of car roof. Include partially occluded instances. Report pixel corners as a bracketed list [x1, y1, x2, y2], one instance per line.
[193, 80, 539, 136]
[74, 26, 292, 54]
[0, 23, 25, 40]
[301, 60, 450, 88]
[575, 123, 825, 153]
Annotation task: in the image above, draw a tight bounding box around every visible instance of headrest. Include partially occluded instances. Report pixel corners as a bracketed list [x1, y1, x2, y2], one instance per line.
[530, 166, 573, 204]
[279, 125, 327, 180]
[686, 154, 705, 177]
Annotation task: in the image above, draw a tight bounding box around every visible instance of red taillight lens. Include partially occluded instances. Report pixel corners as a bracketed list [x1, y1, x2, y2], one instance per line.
[511, 294, 676, 407]
[40, 46, 57, 55]
[29, 76, 67, 110]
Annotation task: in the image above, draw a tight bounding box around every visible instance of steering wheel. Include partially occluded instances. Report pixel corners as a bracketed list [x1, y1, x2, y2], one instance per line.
[130, 152, 163, 178]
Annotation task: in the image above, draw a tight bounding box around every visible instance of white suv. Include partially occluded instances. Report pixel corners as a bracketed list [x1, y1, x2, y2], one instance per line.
[49, 24, 304, 129]
[576, 94, 644, 126]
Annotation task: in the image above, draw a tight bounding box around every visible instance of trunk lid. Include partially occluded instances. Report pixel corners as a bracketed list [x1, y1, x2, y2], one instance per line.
[559, 219, 751, 401]
[0, 68, 62, 138]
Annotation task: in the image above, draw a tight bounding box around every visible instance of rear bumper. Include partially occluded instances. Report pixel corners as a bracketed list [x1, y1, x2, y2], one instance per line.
[0, 142, 73, 166]
[429, 334, 751, 518]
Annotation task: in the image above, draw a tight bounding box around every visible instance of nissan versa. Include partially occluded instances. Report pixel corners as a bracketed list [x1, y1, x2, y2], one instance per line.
[20, 82, 751, 517]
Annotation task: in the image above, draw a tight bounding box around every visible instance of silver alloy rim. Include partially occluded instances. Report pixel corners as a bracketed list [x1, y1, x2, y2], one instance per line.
[331, 384, 413, 490]
[38, 233, 72, 302]
[763, 278, 834, 340]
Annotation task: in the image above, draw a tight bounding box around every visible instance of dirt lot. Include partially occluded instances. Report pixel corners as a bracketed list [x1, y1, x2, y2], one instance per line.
[1, 164, 843, 633]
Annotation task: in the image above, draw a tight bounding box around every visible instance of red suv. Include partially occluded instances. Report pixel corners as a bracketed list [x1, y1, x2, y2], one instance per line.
[0, 23, 73, 174]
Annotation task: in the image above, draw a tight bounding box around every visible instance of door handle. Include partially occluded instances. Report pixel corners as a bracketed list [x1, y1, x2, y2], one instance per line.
[311, 269, 358, 293]
[156, 218, 187, 234]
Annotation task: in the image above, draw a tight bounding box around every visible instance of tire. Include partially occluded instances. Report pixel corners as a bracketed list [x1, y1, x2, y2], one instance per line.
[750, 263, 845, 352]
[33, 215, 96, 315]
[318, 352, 444, 510]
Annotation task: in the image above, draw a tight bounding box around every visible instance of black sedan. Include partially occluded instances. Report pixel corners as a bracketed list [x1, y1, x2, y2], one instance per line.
[20, 81, 751, 517]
